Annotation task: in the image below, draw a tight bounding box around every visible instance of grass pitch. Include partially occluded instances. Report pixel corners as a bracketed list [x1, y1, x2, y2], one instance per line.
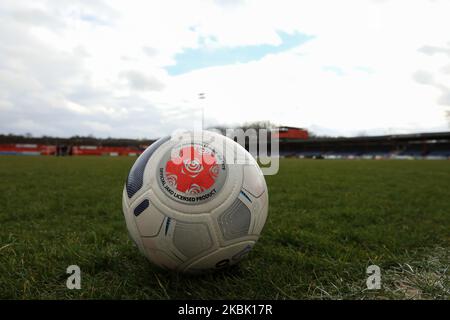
[0, 156, 449, 299]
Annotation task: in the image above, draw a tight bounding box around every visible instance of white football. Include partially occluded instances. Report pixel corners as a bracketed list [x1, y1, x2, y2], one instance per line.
[122, 130, 268, 273]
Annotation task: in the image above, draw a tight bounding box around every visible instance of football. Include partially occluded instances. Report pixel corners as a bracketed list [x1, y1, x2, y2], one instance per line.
[122, 130, 269, 273]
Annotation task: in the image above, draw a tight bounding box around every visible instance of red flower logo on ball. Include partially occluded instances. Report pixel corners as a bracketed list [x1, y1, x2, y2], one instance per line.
[165, 145, 218, 193]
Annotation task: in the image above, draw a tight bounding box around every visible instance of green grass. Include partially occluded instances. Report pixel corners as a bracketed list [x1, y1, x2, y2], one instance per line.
[0, 156, 449, 299]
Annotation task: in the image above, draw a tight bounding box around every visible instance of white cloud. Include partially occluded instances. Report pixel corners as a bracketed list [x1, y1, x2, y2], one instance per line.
[0, 0, 449, 138]
[83, 120, 113, 133]
[119, 70, 165, 91]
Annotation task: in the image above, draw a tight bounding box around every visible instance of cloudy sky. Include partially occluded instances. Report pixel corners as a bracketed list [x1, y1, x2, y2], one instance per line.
[1, 0, 450, 138]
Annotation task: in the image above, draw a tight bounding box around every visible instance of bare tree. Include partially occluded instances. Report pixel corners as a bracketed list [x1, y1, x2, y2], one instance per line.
[208, 121, 278, 135]
[240, 120, 277, 131]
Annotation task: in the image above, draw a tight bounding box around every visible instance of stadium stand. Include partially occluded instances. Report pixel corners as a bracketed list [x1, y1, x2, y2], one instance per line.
[0, 131, 449, 159]
[274, 126, 309, 140]
[0, 144, 56, 156]
[278, 131, 450, 159]
[0, 134, 152, 156]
